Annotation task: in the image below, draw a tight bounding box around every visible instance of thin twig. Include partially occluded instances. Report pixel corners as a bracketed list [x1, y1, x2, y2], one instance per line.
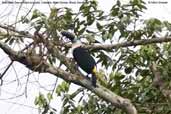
[11, 64, 21, 86]
[0, 61, 13, 85]
[24, 70, 30, 98]
[10, 0, 35, 26]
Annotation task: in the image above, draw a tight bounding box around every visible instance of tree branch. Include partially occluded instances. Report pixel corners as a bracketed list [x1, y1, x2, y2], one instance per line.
[63, 37, 171, 52]
[87, 37, 171, 51]
[0, 24, 32, 38]
[61, 31, 171, 51]
[1, 25, 171, 52]
[0, 41, 137, 114]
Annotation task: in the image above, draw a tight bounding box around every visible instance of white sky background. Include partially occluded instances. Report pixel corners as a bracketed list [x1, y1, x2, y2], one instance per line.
[0, 0, 171, 114]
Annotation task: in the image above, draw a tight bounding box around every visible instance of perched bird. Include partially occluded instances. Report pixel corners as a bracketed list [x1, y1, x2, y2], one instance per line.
[61, 31, 97, 87]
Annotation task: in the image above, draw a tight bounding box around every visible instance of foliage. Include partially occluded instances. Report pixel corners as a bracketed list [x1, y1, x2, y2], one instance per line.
[24, 0, 171, 113]
[1, 0, 171, 114]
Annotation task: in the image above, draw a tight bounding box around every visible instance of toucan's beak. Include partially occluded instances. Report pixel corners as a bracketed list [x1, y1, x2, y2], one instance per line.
[61, 31, 75, 41]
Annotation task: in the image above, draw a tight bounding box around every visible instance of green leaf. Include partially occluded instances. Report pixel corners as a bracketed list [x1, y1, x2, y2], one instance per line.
[96, 22, 103, 30]
[78, 27, 86, 35]
[110, 7, 119, 16]
[145, 18, 163, 33]
[34, 96, 39, 105]
[31, 9, 45, 20]
[56, 87, 61, 96]
[21, 16, 29, 23]
[47, 93, 53, 101]
[34, 93, 47, 108]
[140, 69, 150, 76]
[61, 81, 70, 92]
[80, 20, 86, 25]
[125, 67, 133, 74]
[90, 0, 97, 10]
[9, 38, 14, 45]
[163, 21, 171, 31]
[87, 15, 95, 25]
[116, 0, 121, 6]
[97, 10, 104, 17]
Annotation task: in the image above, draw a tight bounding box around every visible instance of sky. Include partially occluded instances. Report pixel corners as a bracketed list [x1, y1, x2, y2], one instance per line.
[0, 0, 170, 114]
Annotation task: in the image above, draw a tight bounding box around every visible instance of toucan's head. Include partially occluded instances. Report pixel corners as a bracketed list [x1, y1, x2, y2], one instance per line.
[61, 31, 76, 43]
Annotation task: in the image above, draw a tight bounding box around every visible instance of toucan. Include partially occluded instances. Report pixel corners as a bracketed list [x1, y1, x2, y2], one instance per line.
[61, 31, 97, 87]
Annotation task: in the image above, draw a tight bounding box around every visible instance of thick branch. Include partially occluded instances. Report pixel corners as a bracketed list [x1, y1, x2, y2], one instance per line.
[87, 37, 171, 51]
[0, 41, 137, 114]
[63, 37, 171, 52]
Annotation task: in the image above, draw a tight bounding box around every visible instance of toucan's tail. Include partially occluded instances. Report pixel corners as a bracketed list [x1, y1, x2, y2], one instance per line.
[92, 72, 97, 87]
[92, 67, 97, 87]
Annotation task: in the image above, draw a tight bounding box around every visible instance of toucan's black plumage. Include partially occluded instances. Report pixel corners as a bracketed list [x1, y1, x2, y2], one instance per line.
[73, 47, 95, 74]
[62, 31, 97, 87]
[73, 47, 97, 87]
